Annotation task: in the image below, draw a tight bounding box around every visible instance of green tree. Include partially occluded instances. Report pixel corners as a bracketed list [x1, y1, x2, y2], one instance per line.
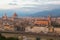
[7, 37, 18, 40]
[0, 34, 18, 40]
[0, 34, 6, 40]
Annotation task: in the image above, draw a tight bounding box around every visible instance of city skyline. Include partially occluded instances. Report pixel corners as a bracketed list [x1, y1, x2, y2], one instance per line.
[0, 0, 60, 40]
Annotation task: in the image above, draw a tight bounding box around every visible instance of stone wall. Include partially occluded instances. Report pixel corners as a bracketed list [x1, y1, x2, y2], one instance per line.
[25, 26, 48, 33]
[54, 28, 60, 34]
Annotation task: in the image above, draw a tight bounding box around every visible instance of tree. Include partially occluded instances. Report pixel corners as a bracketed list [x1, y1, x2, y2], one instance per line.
[0, 34, 6, 40]
[7, 37, 18, 40]
[0, 34, 18, 40]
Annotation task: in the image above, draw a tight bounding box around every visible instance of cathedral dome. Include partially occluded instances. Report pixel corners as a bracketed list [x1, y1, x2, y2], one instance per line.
[13, 12, 17, 17]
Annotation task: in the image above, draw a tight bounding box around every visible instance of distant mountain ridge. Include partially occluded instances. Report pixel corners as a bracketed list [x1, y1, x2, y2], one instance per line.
[0, 8, 60, 17]
[28, 9, 60, 17]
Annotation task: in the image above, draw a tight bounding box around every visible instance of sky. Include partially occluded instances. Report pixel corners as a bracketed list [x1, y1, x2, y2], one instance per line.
[0, 0, 60, 16]
[0, 0, 60, 9]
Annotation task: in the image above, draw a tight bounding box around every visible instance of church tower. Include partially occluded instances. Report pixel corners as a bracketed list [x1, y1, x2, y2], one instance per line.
[2, 13, 7, 20]
[48, 15, 54, 32]
[48, 15, 51, 26]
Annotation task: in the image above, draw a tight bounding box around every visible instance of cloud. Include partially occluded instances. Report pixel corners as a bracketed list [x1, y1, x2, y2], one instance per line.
[0, 0, 60, 9]
[15, 4, 60, 14]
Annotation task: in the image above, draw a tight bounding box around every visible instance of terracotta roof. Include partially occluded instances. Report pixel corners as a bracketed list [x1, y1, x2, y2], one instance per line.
[13, 12, 17, 16]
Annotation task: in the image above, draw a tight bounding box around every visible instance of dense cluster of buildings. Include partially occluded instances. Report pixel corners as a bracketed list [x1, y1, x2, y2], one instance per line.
[0, 13, 60, 34]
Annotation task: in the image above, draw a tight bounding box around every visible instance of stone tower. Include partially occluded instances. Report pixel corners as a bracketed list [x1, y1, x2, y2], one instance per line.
[48, 15, 54, 32]
[2, 13, 7, 20]
[48, 15, 51, 26]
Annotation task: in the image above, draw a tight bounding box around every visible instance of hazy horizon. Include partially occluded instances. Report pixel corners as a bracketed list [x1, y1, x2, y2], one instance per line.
[0, 0, 60, 17]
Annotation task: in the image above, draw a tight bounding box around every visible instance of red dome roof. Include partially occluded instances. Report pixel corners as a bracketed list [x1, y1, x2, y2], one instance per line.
[13, 12, 17, 16]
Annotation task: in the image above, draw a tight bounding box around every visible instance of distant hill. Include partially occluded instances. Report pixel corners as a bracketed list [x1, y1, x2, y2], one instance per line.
[0, 8, 60, 17]
[0, 9, 30, 17]
[28, 9, 60, 17]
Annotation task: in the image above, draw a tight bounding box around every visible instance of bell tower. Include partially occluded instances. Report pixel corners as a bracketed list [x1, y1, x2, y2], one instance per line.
[48, 15, 51, 26]
[48, 15, 54, 32]
[2, 13, 7, 20]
